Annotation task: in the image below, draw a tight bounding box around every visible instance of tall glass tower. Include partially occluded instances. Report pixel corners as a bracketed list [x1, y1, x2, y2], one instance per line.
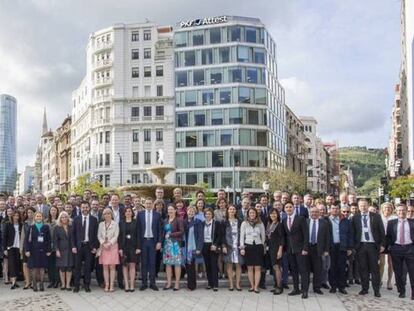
[174, 16, 287, 193]
[0, 94, 17, 194]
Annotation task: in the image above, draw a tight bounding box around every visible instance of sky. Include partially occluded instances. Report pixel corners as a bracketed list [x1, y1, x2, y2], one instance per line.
[0, 0, 402, 172]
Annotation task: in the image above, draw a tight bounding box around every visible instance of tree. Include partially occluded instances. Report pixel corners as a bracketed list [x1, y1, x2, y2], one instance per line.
[250, 169, 307, 195]
[389, 175, 414, 199]
[72, 174, 109, 197]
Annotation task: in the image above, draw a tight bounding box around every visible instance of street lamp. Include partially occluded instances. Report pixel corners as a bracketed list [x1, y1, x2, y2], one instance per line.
[225, 185, 230, 202]
[117, 153, 123, 186]
[230, 147, 236, 204]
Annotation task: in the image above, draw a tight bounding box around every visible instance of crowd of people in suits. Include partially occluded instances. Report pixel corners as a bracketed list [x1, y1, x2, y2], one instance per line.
[0, 189, 413, 300]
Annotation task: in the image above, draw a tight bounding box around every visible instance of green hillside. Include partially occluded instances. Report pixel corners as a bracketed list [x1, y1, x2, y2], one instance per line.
[339, 147, 386, 197]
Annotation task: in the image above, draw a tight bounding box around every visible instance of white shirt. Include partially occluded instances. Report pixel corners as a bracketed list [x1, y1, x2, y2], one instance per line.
[112, 207, 120, 224]
[396, 219, 413, 245]
[360, 213, 375, 243]
[12, 224, 20, 248]
[82, 215, 90, 242]
[309, 219, 319, 243]
[381, 215, 397, 233]
[204, 221, 213, 243]
[144, 210, 153, 238]
[240, 221, 265, 246]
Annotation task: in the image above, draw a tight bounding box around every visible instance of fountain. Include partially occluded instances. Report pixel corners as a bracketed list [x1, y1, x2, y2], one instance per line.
[118, 148, 203, 198]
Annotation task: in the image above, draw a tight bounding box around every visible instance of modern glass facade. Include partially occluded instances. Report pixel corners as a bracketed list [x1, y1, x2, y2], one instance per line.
[0, 94, 17, 194]
[174, 16, 287, 191]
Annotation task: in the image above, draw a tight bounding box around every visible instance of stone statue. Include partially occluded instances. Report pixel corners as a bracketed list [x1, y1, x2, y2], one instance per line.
[157, 149, 164, 165]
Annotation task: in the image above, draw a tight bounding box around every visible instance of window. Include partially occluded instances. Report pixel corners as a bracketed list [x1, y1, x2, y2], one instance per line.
[212, 151, 223, 167]
[99, 132, 103, 144]
[184, 51, 195, 66]
[143, 30, 151, 40]
[239, 87, 251, 103]
[144, 106, 152, 116]
[177, 113, 188, 127]
[246, 68, 258, 83]
[248, 151, 259, 167]
[193, 69, 205, 86]
[131, 174, 141, 184]
[229, 26, 241, 42]
[209, 28, 221, 44]
[99, 154, 103, 166]
[195, 152, 206, 168]
[156, 106, 164, 116]
[255, 88, 266, 104]
[229, 108, 242, 124]
[144, 48, 151, 59]
[156, 65, 163, 77]
[203, 131, 214, 147]
[132, 67, 139, 78]
[131, 31, 139, 41]
[144, 85, 151, 96]
[185, 91, 197, 106]
[240, 129, 251, 145]
[132, 86, 139, 97]
[132, 49, 139, 60]
[186, 173, 198, 185]
[192, 30, 204, 46]
[203, 172, 215, 188]
[245, 27, 257, 43]
[219, 47, 230, 63]
[131, 107, 139, 117]
[144, 129, 151, 141]
[254, 48, 265, 64]
[202, 49, 213, 65]
[257, 130, 267, 146]
[220, 130, 232, 146]
[194, 111, 206, 126]
[210, 68, 222, 84]
[144, 152, 151, 164]
[186, 132, 197, 147]
[221, 172, 232, 189]
[220, 89, 231, 104]
[104, 175, 110, 187]
[144, 66, 151, 77]
[237, 46, 249, 62]
[308, 159, 313, 165]
[105, 153, 110, 166]
[156, 129, 163, 141]
[156, 85, 163, 96]
[175, 32, 187, 47]
[202, 90, 214, 105]
[132, 130, 139, 142]
[248, 110, 259, 125]
[229, 67, 242, 83]
[105, 131, 110, 143]
[211, 109, 223, 125]
[143, 173, 149, 183]
[176, 71, 187, 87]
[133, 152, 139, 165]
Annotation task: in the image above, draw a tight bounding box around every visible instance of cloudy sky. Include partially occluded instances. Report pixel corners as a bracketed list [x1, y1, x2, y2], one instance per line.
[0, 0, 402, 171]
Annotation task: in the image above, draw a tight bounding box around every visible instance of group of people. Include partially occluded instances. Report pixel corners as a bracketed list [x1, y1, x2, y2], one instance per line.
[0, 189, 413, 300]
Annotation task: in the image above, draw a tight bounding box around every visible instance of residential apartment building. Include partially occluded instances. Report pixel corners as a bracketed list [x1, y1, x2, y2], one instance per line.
[286, 106, 306, 176]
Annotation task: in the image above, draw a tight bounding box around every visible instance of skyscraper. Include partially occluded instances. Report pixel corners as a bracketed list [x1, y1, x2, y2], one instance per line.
[0, 94, 17, 193]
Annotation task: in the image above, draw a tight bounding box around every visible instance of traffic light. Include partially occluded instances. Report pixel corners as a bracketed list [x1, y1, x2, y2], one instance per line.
[378, 187, 384, 197]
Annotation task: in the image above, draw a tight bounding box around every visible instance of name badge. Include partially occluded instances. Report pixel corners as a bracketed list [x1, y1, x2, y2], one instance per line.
[126, 234, 131, 239]
[252, 232, 258, 238]
[38, 236, 44, 243]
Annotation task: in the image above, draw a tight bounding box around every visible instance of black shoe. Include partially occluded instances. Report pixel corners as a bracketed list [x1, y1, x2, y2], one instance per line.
[73, 287, 80, 293]
[302, 292, 308, 299]
[321, 283, 330, 290]
[359, 290, 368, 295]
[39, 283, 44, 292]
[288, 290, 301, 296]
[273, 287, 283, 295]
[228, 288, 234, 291]
[118, 284, 124, 290]
[314, 289, 323, 295]
[206, 286, 212, 290]
[374, 291, 381, 298]
[348, 280, 354, 285]
[173, 288, 180, 291]
[150, 285, 159, 291]
[11, 284, 17, 290]
[60, 287, 66, 291]
[33, 286, 38, 292]
[23, 285, 30, 290]
[47, 283, 54, 288]
[355, 280, 361, 285]
[248, 288, 254, 292]
[213, 288, 218, 292]
[54, 282, 59, 289]
[399, 292, 406, 298]
[283, 284, 289, 289]
[259, 285, 266, 290]
[163, 286, 171, 291]
[130, 289, 135, 292]
[254, 289, 260, 294]
[66, 287, 72, 291]
[85, 286, 91, 293]
[140, 285, 147, 291]
[338, 289, 348, 294]
[329, 288, 337, 293]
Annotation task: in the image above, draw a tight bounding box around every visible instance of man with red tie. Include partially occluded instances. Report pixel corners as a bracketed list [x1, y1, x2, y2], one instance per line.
[386, 204, 414, 300]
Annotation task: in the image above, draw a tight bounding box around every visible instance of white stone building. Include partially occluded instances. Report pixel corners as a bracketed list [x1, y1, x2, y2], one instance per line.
[71, 22, 175, 188]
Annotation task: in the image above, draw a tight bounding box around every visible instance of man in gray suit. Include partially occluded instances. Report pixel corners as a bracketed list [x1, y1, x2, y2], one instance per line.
[35, 194, 50, 221]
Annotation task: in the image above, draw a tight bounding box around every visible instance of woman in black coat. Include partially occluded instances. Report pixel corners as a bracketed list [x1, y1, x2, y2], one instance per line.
[118, 206, 138, 292]
[2, 210, 23, 289]
[24, 211, 52, 292]
[266, 208, 285, 295]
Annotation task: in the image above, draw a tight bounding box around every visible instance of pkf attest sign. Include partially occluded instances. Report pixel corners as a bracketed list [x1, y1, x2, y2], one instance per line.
[180, 16, 228, 28]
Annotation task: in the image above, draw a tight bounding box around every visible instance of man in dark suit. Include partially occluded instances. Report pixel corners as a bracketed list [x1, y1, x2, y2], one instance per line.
[328, 205, 354, 294]
[71, 201, 98, 293]
[237, 197, 251, 221]
[308, 206, 330, 295]
[283, 202, 310, 298]
[292, 193, 309, 218]
[89, 199, 104, 288]
[136, 197, 162, 291]
[386, 204, 414, 300]
[351, 199, 385, 297]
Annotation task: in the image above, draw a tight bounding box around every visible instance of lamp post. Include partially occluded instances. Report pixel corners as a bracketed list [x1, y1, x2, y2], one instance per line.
[230, 147, 236, 204]
[117, 153, 123, 186]
[225, 186, 230, 202]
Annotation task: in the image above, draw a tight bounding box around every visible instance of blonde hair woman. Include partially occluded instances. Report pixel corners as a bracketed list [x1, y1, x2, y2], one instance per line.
[54, 211, 74, 290]
[380, 202, 396, 290]
[98, 208, 120, 292]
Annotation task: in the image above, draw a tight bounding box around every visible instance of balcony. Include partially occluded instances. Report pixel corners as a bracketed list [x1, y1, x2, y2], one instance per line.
[93, 59, 113, 71]
[94, 95, 112, 104]
[94, 41, 113, 53]
[129, 115, 173, 123]
[95, 118, 111, 126]
[94, 77, 113, 87]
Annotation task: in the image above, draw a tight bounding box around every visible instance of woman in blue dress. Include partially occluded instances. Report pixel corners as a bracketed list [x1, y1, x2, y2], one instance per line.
[162, 204, 184, 291]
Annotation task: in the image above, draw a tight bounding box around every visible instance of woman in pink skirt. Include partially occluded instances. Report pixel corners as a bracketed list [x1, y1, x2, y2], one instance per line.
[98, 208, 120, 292]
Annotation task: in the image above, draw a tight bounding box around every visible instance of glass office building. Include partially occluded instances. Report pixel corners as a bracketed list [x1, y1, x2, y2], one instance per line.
[0, 94, 17, 194]
[174, 16, 287, 192]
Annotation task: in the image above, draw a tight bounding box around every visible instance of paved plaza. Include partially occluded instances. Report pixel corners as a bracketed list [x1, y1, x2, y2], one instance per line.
[0, 281, 412, 311]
